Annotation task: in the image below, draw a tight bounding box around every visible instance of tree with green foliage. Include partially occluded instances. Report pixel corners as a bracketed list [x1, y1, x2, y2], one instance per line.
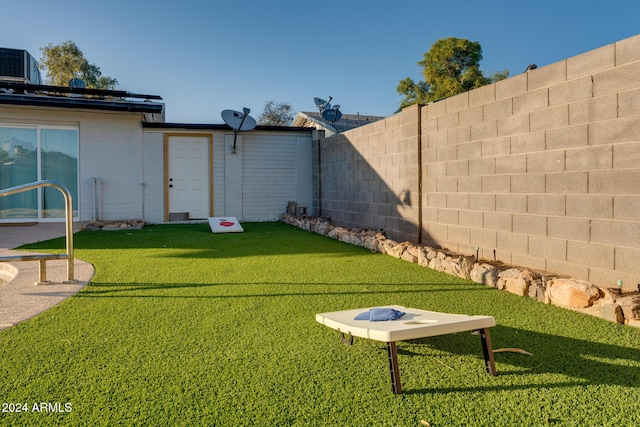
[258, 100, 294, 126]
[397, 37, 509, 109]
[39, 40, 118, 89]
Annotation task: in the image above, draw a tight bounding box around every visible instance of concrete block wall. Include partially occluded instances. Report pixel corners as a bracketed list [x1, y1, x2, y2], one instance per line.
[315, 105, 420, 243]
[422, 34, 640, 289]
[316, 34, 640, 289]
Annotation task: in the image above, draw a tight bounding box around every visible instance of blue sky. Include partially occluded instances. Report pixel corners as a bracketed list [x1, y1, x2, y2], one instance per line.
[2, 1, 639, 123]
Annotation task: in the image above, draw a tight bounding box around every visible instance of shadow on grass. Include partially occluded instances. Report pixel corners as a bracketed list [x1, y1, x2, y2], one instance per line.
[399, 324, 640, 394]
[76, 281, 483, 297]
[23, 222, 380, 259]
[79, 279, 640, 392]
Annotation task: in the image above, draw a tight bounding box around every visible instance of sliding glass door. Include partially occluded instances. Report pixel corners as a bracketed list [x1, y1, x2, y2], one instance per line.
[0, 125, 78, 221]
[40, 128, 79, 218]
[0, 127, 37, 219]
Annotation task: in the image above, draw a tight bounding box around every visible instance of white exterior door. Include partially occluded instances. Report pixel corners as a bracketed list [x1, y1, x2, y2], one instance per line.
[168, 135, 210, 219]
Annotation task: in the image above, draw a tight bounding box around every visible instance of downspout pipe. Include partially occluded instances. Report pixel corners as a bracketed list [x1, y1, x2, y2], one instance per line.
[417, 104, 423, 244]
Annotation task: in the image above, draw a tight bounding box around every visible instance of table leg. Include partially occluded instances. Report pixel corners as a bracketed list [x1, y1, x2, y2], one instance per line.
[386, 341, 402, 394]
[478, 328, 497, 376]
[340, 331, 353, 345]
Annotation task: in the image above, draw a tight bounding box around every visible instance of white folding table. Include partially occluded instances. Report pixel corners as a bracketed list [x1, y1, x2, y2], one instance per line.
[316, 305, 497, 394]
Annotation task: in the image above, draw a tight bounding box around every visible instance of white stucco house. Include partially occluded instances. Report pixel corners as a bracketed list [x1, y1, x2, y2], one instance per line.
[0, 80, 314, 224]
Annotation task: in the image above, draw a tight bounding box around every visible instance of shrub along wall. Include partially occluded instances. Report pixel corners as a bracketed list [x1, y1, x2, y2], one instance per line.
[313, 34, 640, 291]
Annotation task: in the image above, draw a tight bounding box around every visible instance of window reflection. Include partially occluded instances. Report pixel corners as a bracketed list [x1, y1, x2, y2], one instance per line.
[0, 128, 38, 218]
[41, 129, 78, 218]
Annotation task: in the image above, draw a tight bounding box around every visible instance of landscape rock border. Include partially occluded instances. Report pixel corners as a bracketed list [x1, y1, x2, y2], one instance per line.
[282, 214, 640, 327]
[81, 219, 146, 231]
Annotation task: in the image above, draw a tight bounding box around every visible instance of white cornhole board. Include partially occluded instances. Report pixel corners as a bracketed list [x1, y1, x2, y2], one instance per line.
[316, 305, 496, 394]
[316, 305, 496, 342]
[208, 217, 244, 233]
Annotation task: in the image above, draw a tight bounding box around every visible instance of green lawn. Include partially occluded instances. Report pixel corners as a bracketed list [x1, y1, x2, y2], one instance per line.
[1, 222, 639, 426]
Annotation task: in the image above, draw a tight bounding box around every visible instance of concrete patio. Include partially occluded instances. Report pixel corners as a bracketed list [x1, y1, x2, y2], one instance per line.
[0, 223, 94, 330]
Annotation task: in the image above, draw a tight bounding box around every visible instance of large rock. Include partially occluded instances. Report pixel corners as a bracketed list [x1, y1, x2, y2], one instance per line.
[313, 221, 332, 236]
[378, 239, 398, 256]
[546, 278, 602, 308]
[362, 235, 376, 251]
[457, 256, 475, 280]
[505, 278, 528, 296]
[441, 255, 473, 280]
[327, 227, 348, 240]
[385, 241, 407, 259]
[417, 247, 430, 267]
[428, 257, 443, 272]
[528, 281, 547, 302]
[369, 234, 386, 253]
[339, 232, 363, 247]
[498, 268, 535, 296]
[470, 263, 499, 288]
[440, 258, 456, 277]
[601, 303, 624, 324]
[616, 295, 640, 320]
[401, 244, 419, 263]
[390, 243, 405, 259]
[497, 268, 520, 292]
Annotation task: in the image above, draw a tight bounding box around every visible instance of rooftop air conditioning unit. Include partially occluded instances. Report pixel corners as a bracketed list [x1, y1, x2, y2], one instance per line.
[0, 47, 42, 85]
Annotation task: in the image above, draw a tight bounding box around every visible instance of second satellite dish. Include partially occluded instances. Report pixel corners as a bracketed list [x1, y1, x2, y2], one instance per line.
[221, 107, 256, 154]
[314, 95, 341, 126]
[314, 96, 332, 113]
[322, 107, 342, 123]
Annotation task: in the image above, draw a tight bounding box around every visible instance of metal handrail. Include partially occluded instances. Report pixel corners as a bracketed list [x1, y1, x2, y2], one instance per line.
[0, 180, 75, 282]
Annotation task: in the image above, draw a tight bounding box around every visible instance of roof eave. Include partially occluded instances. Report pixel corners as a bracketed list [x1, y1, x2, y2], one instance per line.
[143, 122, 312, 132]
[0, 93, 164, 114]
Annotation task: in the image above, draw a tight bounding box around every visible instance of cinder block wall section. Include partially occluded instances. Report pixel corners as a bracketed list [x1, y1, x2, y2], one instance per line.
[316, 34, 640, 290]
[422, 34, 640, 289]
[315, 105, 421, 243]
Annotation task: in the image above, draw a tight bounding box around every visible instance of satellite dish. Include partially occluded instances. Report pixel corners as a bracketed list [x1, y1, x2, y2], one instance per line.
[314, 96, 332, 112]
[314, 96, 343, 131]
[221, 109, 257, 132]
[322, 108, 342, 123]
[221, 108, 256, 154]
